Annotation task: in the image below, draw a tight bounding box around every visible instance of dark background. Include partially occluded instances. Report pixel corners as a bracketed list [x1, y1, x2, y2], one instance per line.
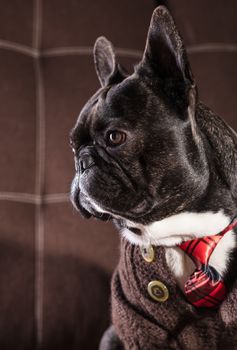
[0, 0, 236, 349]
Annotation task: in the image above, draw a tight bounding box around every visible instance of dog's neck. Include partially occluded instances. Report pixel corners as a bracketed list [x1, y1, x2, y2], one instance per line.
[121, 210, 236, 291]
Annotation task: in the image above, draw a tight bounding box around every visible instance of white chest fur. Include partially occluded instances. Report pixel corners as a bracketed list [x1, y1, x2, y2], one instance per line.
[122, 211, 236, 291]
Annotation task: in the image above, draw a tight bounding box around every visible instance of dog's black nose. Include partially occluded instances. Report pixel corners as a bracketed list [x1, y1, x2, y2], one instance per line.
[79, 154, 95, 174]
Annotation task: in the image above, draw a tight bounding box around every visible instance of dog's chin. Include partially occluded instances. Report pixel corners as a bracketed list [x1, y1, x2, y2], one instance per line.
[105, 199, 153, 220]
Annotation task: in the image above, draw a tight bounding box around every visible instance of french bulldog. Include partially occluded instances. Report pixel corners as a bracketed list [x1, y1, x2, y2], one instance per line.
[70, 6, 237, 350]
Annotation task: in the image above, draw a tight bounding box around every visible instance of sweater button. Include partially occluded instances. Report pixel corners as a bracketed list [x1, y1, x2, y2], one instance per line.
[147, 280, 169, 302]
[140, 245, 154, 263]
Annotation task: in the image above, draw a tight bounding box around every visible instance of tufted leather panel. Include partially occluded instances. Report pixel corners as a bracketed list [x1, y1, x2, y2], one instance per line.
[0, 1, 155, 349]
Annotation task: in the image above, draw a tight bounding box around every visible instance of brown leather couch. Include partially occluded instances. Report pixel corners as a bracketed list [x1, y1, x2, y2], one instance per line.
[0, 1, 236, 349]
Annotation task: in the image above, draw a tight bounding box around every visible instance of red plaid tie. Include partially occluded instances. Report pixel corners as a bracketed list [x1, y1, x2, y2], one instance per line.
[178, 217, 237, 308]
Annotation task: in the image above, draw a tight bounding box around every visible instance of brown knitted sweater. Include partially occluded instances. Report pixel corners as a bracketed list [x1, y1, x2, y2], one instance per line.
[111, 239, 237, 349]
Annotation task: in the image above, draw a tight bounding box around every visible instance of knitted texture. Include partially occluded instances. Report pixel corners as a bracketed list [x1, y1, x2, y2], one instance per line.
[111, 239, 237, 349]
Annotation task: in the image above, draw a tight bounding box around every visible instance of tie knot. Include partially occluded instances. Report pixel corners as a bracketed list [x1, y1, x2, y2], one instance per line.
[178, 217, 237, 267]
[179, 235, 223, 266]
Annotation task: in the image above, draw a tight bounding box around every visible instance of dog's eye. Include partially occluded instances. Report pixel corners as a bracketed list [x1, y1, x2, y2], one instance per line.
[106, 130, 126, 147]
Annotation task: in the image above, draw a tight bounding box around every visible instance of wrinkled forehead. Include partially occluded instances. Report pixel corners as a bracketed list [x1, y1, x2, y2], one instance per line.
[79, 88, 107, 126]
[80, 76, 149, 124]
[70, 76, 156, 148]
[70, 87, 108, 141]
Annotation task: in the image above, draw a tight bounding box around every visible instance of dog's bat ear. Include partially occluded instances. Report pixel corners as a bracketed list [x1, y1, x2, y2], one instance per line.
[142, 6, 193, 85]
[93, 36, 127, 87]
[140, 6, 196, 114]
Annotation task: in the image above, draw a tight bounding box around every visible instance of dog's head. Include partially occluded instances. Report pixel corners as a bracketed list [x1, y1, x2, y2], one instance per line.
[70, 6, 209, 225]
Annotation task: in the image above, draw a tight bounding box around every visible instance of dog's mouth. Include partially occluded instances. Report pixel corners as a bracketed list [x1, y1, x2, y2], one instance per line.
[71, 173, 154, 222]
